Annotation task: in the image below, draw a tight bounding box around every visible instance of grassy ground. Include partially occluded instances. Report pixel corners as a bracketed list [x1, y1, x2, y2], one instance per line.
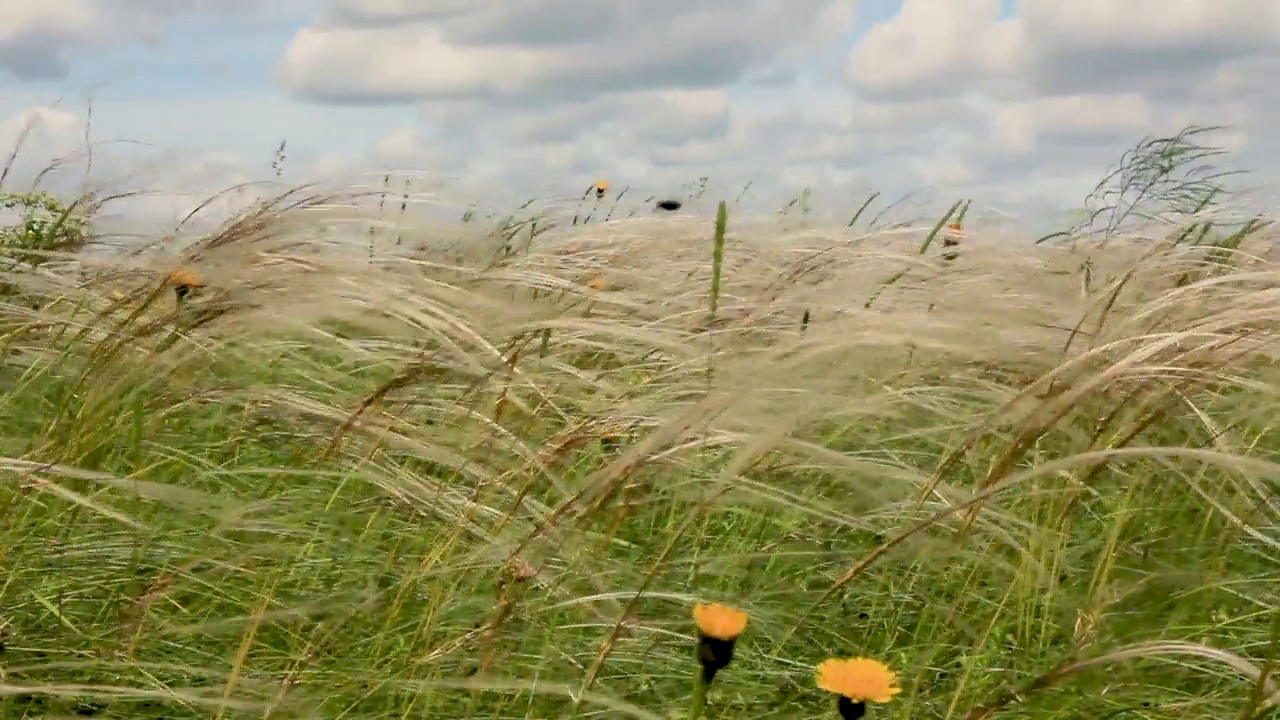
[1, 196, 1279, 720]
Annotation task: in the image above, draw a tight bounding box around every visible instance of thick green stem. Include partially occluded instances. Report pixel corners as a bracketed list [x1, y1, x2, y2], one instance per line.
[689, 671, 708, 720]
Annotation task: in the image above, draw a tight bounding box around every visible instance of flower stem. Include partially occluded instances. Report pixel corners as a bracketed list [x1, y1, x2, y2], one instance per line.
[689, 671, 707, 720]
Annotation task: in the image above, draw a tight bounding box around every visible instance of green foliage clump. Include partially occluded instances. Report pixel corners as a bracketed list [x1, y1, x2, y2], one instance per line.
[0, 191, 90, 267]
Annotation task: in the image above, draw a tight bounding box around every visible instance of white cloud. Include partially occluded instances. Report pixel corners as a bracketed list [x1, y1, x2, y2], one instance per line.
[0, 0, 308, 80]
[277, 0, 856, 102]
[834, 0, 1280, 212]
[987, 93, 1156, 155]
[1017, 0, 1280, 98]
[0, 105, 270, 235]
[3, 0, 1279, 232]
[1, 2, 101, 45]
[1020, 0, 1280, 53]
[846, 0, 1024, 99]
[0, 1, 107, 79]
[0, 106, 86, 164]
[847, 0, 1280, 100]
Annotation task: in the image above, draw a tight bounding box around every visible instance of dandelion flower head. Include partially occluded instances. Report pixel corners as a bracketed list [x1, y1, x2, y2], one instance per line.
[816, 657, 901, 704]
[167, 269, 203, 287]
[693, 602, 748, 640]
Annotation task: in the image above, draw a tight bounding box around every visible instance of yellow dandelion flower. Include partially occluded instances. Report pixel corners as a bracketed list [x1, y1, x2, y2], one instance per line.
[594, 179, 609, 198]
[167, 268, 204, 302]
[167, 269, 203, 288]
[817, 657, 900, 718]
[692, 602, 748, 685]
[943, 221, 964, 251]
[694, 603, 747, 640]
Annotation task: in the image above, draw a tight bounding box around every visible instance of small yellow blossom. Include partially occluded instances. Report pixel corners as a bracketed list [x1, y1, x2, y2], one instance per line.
[692, 602, 748, 685]
[167, 269, 203, 287]
[167, 268, 205, 302]
[816, 657, 901, 704]
[693, 603, 748, 641]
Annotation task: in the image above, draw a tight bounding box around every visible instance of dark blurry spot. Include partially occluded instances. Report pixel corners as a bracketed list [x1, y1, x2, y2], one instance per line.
[75, 701, 107, 716]
[12, 695, 48, 713]
[857, 612, 869, 620]
[655, 199, 682, 212]
[1058, 573, 1068, 583]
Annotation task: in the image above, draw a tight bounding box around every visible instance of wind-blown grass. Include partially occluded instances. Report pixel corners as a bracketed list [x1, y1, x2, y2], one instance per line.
[1, 190, 1280, 720]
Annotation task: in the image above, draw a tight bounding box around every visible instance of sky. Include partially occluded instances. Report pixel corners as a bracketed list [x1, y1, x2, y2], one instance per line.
[1, 0, 1278, 232]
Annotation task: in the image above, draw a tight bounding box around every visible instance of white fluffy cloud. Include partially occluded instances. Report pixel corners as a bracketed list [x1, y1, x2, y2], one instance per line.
[278, 1, 855, 102]
[0, 106, 86, 163]
[0, 1, 106, 79]
[846, 0, 1024, 99]
[0, 0, 306, 80]
[848, 0, 1280, 100]
[0, 104, 275, 239]
[2, 0, 1278, 228]
[838, 0, 1280, 210]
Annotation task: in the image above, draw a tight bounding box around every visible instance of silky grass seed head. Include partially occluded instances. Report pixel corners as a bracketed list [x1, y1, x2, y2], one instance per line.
[816, 657, 901, 719]
[692, 602, 748, 684]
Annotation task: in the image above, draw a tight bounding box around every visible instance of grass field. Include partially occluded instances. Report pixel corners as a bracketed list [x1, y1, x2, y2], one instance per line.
[2, 186, 1280, 720]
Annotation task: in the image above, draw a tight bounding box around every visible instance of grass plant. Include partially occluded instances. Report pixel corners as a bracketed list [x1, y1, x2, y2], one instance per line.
[1, 126, 1279, 720]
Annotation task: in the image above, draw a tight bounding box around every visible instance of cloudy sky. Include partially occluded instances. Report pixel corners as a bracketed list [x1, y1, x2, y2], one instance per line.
[1, 0, 1276, 228]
